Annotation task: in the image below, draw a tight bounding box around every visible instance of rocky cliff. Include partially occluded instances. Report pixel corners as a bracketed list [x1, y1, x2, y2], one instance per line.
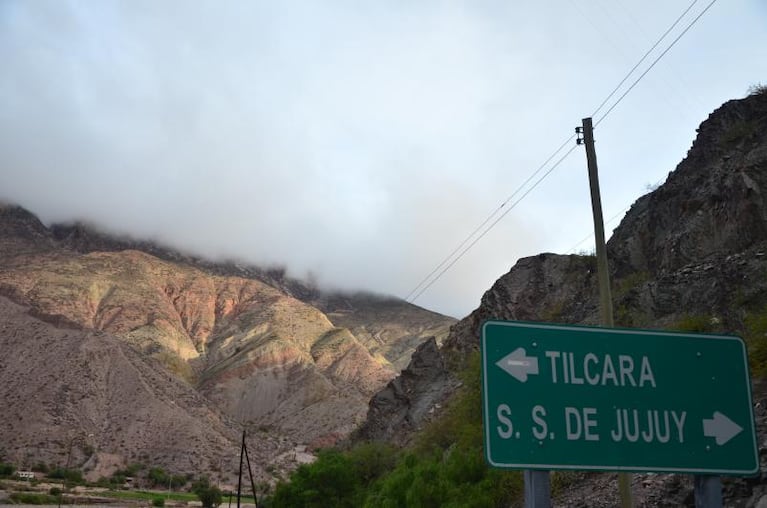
[357, 89, 767, 505]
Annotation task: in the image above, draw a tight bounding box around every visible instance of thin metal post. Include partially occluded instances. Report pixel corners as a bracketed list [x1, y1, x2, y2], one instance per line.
[694, 475, 722, 508]
[236, 430, 245, 508]
[243, 439, 259, 508]
[580, 117, 633, 508]
[524, 470, 551, 508]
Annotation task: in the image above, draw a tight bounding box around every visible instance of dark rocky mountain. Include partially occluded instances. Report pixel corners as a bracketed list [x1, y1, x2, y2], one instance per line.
[0, 204, 455, 483]
[357, 89, 767, 506]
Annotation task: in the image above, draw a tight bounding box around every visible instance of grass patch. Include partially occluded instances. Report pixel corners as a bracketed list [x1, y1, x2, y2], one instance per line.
[671, 314, 720, 333]
[9, 492, 60, 504]
[745, 307, 767, 377]
[720, 118, 760, 147]
[614, 271, 649, 297]
[101, 489, 257, 505]
[101, 489, 198, 502]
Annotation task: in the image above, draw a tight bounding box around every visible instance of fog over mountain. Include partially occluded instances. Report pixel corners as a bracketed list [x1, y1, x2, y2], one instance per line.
[1, 1, 765, 317]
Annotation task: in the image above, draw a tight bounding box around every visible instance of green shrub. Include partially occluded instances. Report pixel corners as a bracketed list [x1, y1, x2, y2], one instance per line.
[9, 492, 59, 504]
[672, 314, 717, 333]
[147, 467, 169, 487]
[47, 467, 84, 483]
[192, 476, 222, 508]
[32, 462, 49, 473]
[171, 473, 189, 488]
[270, 450, 361, 508]
[745, 307, 767, 377]
[152, 497, 166, 507]
[0, 462, 15, 477]
[720, 119, 759, 147]
[114, 462, 145, 476]
[266, 351, 524, 508]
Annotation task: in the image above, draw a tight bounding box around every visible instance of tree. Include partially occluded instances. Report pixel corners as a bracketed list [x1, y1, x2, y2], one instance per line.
[270, 449, 361, 508]
[147, 467, 169, 487]
[0, 462, 16, 477]
[192, 476, 222, 508]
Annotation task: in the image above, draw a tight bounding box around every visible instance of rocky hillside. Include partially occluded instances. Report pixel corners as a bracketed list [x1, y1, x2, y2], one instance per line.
[357, 89, 767, 505]
[445, 86, 767, 354]
[0, 205, 455, 480]
[0, 295, 249, 482]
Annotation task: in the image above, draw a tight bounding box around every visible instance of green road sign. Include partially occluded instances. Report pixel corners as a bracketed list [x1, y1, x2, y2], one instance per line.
[481, 321, 758, 475]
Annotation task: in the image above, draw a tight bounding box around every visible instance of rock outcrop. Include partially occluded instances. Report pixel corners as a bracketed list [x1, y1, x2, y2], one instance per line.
[354, 337, 460, 445]
[356, 89, 767, 506]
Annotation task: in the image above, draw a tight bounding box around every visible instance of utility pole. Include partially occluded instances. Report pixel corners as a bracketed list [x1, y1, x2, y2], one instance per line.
[577, 117, 633, 508]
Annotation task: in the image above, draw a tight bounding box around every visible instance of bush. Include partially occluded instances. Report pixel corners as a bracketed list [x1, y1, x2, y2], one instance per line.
[747, 83, 766, 96]
[270, 449, 361, 508]
[192, 476, 222, 508]
[672, 314, 718, 333]
[32, 462, 49, 473]
[152, 497, 165, 507]
[171, 473, 189, 489]
[114, 463, 145, 477]
[47, 467, 84, 483]
[745, 307, 767, 377]
[266, 352, 524, 508]
[9, 492, 59, 504]
[147, 467, 169, 487]
[0, 462, 15, 477]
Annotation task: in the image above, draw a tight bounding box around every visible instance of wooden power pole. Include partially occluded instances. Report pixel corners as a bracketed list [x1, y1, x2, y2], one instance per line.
[578, 117, 634, 508]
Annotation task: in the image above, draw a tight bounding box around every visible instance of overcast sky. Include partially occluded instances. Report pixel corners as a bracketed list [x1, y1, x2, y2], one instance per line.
[1, 1, 766, 318]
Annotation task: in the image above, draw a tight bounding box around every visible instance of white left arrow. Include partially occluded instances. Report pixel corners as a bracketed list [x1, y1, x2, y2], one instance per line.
[496, 347, 539, 383]
[703, 411, 743, 446]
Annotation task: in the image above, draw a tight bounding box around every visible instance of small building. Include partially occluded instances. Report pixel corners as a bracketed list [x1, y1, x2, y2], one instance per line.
[16, 471, 35, 480]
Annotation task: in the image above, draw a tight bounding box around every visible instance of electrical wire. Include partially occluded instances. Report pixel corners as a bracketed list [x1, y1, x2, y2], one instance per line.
[590, 0, 699, 118]
[409, 144, 579, 303]
[405, 0, 718, 304]
[595, 0, 719, 126]
[404, 133, 575, 301]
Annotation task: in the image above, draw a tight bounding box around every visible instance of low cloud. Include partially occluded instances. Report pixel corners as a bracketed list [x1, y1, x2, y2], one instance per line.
[2, 1, 765, 317]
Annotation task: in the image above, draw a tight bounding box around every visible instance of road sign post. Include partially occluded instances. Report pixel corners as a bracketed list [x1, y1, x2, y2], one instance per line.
[481, 321, 758, 476]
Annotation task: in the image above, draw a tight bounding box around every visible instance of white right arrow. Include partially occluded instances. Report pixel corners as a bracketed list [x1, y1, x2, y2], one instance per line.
[702, 411, 743, 445]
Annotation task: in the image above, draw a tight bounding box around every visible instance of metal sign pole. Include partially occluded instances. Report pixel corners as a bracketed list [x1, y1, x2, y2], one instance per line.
[694, 475, 722, 508]
[524, 470, 551, 508]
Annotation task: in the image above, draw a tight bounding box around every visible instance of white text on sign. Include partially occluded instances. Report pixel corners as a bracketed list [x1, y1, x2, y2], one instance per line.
[495, 405, 687, 444]
[545, 351, 656, 387]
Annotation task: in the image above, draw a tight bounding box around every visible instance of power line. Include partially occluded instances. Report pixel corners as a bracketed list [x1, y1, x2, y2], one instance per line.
[405, 0, 718, 304]
[404, 133, 575, 301]
[590, 0, 700, 119]
[595, 0, 719, 126]
[409, 144, 579, 303]
[567, 0, 717, 253]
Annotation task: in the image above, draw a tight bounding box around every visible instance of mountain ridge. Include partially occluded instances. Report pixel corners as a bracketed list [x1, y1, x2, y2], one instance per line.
[0, 203, 456, 483]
